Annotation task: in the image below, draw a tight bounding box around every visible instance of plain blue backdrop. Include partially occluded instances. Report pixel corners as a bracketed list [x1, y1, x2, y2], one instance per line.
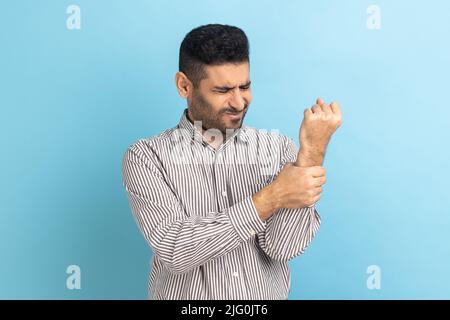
[1, 0, 449, 299]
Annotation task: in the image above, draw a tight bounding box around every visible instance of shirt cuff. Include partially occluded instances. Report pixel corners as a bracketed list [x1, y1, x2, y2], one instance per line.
[227, 196, 267, 241]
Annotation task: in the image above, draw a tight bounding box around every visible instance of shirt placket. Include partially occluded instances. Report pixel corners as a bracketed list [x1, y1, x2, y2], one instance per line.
[212, 147, 228, 212]
[215, 142, 246, 298]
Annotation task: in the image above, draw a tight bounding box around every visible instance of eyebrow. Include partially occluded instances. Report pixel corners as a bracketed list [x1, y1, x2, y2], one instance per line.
[212, 80, 251, 91]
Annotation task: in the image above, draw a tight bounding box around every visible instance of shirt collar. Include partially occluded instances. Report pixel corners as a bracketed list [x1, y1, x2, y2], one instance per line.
[177, 108, 249, 145]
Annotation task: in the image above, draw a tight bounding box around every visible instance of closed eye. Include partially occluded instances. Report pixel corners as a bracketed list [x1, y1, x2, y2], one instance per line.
[213, 89, 231, 94]
[213, 81, 251, 94]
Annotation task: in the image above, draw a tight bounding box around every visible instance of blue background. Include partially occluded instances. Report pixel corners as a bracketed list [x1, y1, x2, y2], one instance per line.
[1, 0, 449, 299]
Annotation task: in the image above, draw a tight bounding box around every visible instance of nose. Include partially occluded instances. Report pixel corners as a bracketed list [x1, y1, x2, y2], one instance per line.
[229, 88, 246, 111]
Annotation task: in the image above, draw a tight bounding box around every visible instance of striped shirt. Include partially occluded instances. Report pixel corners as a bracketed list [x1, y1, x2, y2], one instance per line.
[121, 109, 321, 300]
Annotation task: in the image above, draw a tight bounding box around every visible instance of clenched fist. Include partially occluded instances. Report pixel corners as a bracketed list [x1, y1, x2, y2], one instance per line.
[296, 98, 342, 167]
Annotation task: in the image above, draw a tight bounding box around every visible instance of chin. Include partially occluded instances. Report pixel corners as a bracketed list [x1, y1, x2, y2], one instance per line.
[226, 121, 242, 128]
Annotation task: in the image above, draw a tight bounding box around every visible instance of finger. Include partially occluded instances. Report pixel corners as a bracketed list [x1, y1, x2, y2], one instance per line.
[304, 108, 313, 117]
[330, 101, 342, 116]
[320, 103, 333, 115]
[311, 104, 322, 114]
[312, 176, 327, 187]
[313, 193, 321, 202]
[313, 186, 323, 195]
[310, 194, 321, 204]
[307, 166, 326, 177]
[316, 97, 325, 106]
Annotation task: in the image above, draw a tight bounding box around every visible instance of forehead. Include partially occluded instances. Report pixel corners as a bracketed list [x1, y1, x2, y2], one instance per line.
[202, 62, 250, 87]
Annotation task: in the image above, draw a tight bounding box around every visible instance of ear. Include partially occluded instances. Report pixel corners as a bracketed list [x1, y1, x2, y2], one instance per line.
[175, 72, 193, 98]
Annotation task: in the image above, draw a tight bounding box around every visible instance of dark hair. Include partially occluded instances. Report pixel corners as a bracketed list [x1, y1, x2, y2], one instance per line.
[179, 24, 250, 87]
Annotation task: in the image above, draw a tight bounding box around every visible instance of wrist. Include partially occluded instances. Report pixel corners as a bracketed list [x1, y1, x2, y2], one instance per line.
[296, 146, 325, 167]
[252, 182, 281, 221]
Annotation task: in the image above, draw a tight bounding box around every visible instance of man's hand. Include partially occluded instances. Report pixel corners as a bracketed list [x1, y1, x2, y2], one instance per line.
[252, 164, 326, 221]
[296, 98, 342, 167]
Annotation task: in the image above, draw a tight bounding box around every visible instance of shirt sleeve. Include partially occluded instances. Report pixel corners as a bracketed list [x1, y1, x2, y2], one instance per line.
[255, 136, 321, 262]
[121, 141, 266, 275]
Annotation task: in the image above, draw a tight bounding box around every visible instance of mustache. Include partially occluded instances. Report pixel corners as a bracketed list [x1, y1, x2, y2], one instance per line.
[221, 105, 249, 115]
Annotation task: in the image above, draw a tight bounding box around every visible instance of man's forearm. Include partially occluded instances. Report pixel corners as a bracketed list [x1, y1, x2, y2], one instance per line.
[295, 147, 325, 167]
[252, 183, 281, 222]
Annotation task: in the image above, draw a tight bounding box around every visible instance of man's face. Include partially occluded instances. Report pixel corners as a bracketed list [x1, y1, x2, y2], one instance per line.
[187, 62, 252, 135]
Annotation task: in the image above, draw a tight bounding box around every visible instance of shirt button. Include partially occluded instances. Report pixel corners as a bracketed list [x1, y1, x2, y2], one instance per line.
[222, 191, 227, 197]
[232, 271, 239, 278]
[249, 229, 256, 236]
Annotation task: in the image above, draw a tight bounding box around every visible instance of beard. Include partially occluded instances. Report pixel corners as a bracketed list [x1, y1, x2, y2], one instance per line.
[188, 89, 249, 136]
